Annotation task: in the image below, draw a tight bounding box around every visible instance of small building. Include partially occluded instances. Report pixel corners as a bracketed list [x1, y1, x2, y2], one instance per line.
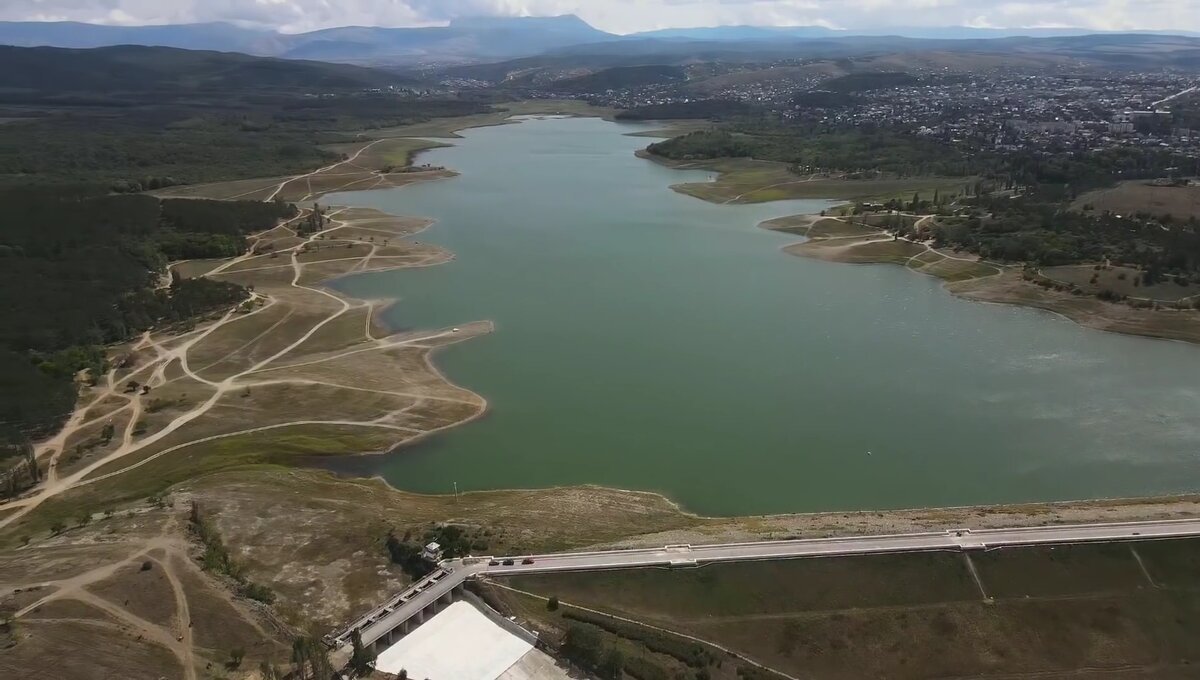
[421, 542, 443, 561]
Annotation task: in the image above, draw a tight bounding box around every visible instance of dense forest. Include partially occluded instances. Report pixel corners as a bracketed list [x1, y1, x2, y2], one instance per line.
[647, 127, 977, 176]
[928, 190, 1200, 276]
[0, 45, 502, 447]
[0, 187, 295, 442]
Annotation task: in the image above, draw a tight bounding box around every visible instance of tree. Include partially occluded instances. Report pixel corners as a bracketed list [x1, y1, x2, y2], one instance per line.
[49, 520, 66, 535]
[292, 636, 334, 680]
[599, 648, 624, 680]
[546, 595, 559, 611]
[561, 624, 603, 670]
[349, 629, 377, 677]
[227, 647, 246, 669]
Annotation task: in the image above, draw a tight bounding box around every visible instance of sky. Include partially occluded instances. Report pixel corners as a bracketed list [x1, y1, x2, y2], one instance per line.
[1, 0, 1197, 35]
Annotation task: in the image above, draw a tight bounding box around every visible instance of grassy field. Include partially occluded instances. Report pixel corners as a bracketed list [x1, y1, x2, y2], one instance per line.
[1044, 264, 1199, 303]
[492, 539, 1200, 678]
[1075, 180, 1200, 221]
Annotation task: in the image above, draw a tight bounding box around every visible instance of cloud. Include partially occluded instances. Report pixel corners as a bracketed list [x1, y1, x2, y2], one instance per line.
[0, 0, 1194, 34]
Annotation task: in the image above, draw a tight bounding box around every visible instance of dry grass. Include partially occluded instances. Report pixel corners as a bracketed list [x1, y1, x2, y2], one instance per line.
[0, 508, 287, 680]
[181, 468, 698, 628]
[493, 540, 1200, 679]
[1075, 180, 1200, 221]
[1044, 264, 1199, 303]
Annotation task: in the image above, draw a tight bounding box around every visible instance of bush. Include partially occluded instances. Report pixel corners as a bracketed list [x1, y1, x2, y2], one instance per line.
[240, 582, 275, 604]
[562, 609, 714, 668]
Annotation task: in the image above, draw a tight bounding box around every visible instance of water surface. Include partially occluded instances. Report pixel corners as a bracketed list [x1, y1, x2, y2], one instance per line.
[325, 116, 1200, 516]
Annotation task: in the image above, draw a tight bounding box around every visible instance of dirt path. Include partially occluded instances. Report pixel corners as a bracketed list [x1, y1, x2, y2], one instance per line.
[154, 553, 197, 680]
[0, 205, 484, 530]
[265, 140, 386, 202]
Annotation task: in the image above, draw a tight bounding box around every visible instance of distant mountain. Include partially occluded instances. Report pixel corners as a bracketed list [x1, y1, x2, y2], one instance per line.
[0, 16, 618, 65]
[549, 32, 1200, 70]
[627, 24, 1199, 41]
[1, 17, 1196, 68]
[631, 25, 842, 41]
[0, 45, 401, 93]
[0, 21, 282, 54]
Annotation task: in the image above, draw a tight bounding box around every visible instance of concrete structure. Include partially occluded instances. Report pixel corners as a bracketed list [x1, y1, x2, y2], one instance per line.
[374, 601, 533, 679]
[331, 518, 1200, 654]
[422, 541, 444, 561]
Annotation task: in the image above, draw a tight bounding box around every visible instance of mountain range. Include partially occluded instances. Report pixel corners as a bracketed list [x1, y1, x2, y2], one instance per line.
[0, 15, 1196, 66]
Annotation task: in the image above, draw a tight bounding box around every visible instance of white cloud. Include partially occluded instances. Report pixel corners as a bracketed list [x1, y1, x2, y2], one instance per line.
[0, 0, 1194, 34]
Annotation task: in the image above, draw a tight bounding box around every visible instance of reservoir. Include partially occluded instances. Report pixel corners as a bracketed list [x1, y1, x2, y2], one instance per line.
[326, 115, 1200, 516]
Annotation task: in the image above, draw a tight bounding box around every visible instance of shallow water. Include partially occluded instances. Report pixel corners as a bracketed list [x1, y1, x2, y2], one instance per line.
[324, 116, 1200, 516]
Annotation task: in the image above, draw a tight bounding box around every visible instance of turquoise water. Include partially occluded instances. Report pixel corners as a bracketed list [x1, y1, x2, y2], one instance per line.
[325, 116, 1200, 516]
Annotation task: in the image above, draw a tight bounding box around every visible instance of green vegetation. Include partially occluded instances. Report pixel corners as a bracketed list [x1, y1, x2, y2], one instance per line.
[348, 630, 376, 677]
[561, 608, 716, 668]
[499, 540, 1200, 678]
[556, 65, 686, 93]
[648, 127, 974, 176]
[189, 502, 275, 604]
[0, 188, 295, 440]
[927, 187, 1200, 280]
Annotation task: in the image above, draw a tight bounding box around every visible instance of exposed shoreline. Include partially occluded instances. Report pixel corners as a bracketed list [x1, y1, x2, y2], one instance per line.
[762, 213, 1200, 346]
[293, 116, 1200, 530]
[36, 105, 1194, 539]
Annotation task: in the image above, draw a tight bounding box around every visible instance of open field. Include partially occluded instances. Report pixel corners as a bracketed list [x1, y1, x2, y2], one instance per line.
[951, 270, 1200, 344]
[0, 507, 287, 680]
[766, 215, 1003, 283]
[489, 539, 1200, 678]
[1043, 263, 1199, 303]
[1074, 180, 1200, 221]
[764, 212, 1200, 343]
[641, 151, 970, 204]
[0, 199, 494, 666]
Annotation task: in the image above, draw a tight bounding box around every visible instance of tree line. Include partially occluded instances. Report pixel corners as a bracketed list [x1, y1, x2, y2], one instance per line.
[0, 187, 295, 443]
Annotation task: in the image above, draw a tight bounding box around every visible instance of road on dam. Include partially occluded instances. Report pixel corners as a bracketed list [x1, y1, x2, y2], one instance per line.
[334, 517, 1200, 649]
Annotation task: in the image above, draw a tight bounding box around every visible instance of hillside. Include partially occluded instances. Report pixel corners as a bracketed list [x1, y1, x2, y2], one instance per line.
[0, 44, 401, 93]
[0, 15, 618, 65]
[555, 65, 687, 93]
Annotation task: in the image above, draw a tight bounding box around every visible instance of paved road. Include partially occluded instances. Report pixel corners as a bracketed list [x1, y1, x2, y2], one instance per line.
[334, 518, 1200, 648]
[476, 518, 1200, 576]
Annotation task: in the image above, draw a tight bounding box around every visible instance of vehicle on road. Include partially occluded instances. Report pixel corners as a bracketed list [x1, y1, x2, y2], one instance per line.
[522, 558, 535, 565]
[502, 559, 514, 566]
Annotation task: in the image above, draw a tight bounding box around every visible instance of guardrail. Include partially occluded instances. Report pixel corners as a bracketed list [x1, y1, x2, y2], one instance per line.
[328, 567, 454, 647]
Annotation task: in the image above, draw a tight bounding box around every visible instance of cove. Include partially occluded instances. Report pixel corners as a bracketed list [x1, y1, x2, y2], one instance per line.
[324, 115, 1200, 517]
